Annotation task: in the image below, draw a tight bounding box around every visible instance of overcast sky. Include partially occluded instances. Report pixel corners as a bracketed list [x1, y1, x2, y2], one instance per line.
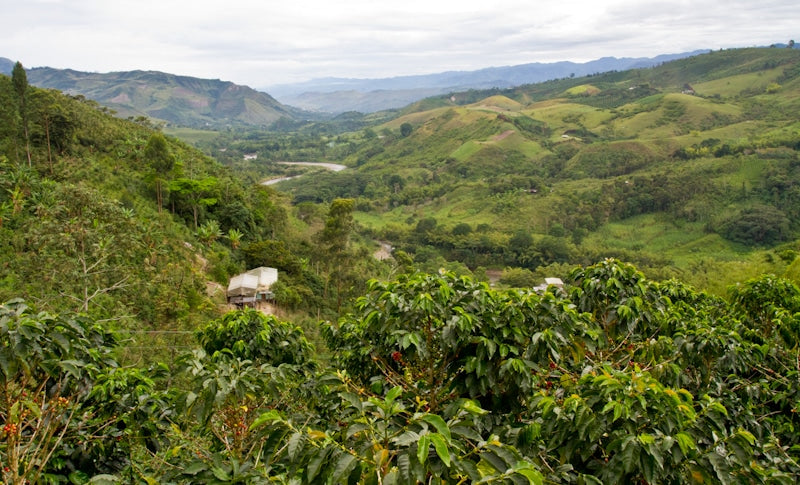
[1, 0, 797, 88]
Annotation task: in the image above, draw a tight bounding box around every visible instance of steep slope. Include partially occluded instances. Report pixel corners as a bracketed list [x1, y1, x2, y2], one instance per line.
[0, 71, 304, 355]
[19, 67, 303, 128]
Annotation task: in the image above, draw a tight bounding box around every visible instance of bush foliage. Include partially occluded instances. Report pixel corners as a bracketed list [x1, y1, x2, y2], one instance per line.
[4, 259, 800, 483]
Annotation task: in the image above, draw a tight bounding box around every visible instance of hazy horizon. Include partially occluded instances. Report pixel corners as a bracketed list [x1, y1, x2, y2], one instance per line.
[2, 0, 796, 87]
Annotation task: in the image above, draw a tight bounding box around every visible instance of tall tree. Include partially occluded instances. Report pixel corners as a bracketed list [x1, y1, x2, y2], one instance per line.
[169, 176, 220, 228]
[144, 132, 175, 212]
[319, 198, 354, 255]
[317, 198, 355, 309]
[0, 77, 20, 158]
[11, 62, 30, 167]
[30, 90, 76, 174]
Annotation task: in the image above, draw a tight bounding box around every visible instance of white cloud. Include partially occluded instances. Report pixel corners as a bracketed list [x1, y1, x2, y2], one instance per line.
[0, 0, 796, 87]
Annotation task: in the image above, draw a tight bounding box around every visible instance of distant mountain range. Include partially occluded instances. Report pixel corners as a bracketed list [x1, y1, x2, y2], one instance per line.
[265, 51, 710, 113]
[0, 57, 14, 74]
[1, 50, 710, 124]
[0, 61, 303, 128]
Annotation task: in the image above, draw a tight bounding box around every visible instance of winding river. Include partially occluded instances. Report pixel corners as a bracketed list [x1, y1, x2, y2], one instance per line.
[261, 162, 347, 185]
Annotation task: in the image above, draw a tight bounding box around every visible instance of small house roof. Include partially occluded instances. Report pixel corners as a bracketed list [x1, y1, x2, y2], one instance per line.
[227, 273, 260, 297]
[227, 267, 278, 297]
[246, 267, 278, 288]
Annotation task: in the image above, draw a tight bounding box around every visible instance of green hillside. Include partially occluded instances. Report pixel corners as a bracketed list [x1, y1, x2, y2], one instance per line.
[250, 47, 800, 292]
[0, 65, 383, 365]
[21, 67, 304, 128]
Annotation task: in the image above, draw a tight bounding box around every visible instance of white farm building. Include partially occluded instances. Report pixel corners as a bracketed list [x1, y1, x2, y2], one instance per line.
[226, 267, 278, 308]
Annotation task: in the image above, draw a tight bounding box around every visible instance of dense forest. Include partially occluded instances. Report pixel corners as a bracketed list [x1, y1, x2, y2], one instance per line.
[1, 49, 800, 483]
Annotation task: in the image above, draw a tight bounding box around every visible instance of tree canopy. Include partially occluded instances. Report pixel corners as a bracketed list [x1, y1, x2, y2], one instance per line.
[5, 259, 800, 483]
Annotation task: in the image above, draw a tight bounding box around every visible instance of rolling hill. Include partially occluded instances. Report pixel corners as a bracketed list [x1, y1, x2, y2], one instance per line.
[267, 47, 800, 292]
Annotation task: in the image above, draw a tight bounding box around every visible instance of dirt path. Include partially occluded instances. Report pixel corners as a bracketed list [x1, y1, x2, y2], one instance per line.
[493, 130, 515, 142]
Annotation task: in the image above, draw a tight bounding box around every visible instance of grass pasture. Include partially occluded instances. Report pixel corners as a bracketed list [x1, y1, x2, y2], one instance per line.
[693, 67, 787, 97]
[468, 95, 523, 112]
[164, 126, 221, 144]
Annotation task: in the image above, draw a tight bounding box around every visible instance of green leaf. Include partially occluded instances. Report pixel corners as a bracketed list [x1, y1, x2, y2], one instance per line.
[407, 332, 422, 351]
[487, 444, 518, 469]
[451, 457, 479, 481]
[393, 430, 421, 446]
[641, 454, 656, 485]
[707, 451, 732, 485]
[0, 348, 11, 378]
[618, 435, 639, 474]
[23, 398, 41, 418]
[451, 425, 482, 442]
[386, 385, 403, 405]
[211, 466, 230, 481]
[613, 402, 625, 422]
[728, 438, 750, 465]
[287, 431, 304, 461]
[51, 330, 71, 352]
[249, 409, 283, 429]
[422, 413, 451, 443]
[577, 474, 604, 485]
[332, 453, 358, 483]
[60, 359, 85, 378]
[9, 400, 20, 421]
[417, 434, 430, 465]
[637, 432, 655, 446]
[429, 433, 451, 467]
[306, 447, 331, 483]
[512, 462, 543, 485]
[182, 461, 208, 476]
[482, 337, 497, 358]
[707, 400, 729, 417]
[346, 422, 370, 439]
[480, 450, 507, 473]
[735, 428, 756, 445]
[675, 432, 696, 455]
[339, 391, 363, 411]
[69, 471, 90, 484]
[460, 399, 489, 415]
[517, 470, 543, 485]
[382, 469, 399, 485]
[398, 452, 412, 482]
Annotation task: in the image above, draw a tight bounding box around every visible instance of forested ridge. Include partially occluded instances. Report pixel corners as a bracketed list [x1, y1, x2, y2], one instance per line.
[1, 50, 800, 483]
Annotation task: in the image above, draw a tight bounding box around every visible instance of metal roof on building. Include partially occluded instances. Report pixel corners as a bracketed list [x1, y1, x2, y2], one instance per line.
[226, 267, 278, 298]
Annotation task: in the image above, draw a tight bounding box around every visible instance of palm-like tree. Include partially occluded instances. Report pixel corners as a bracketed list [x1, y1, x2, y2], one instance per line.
[227, 228, 243, 250]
